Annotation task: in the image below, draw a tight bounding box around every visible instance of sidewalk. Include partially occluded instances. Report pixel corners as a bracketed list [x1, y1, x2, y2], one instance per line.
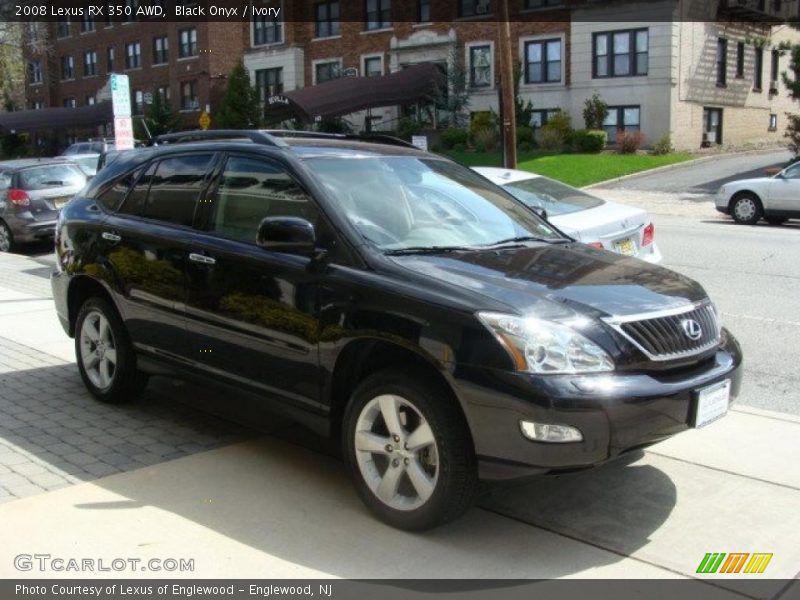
[0, 253, 798, 592]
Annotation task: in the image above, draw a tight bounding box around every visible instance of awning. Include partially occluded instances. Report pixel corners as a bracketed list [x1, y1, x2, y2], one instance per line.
[264, 63, 444, 124]
[0, 102, 114, 134]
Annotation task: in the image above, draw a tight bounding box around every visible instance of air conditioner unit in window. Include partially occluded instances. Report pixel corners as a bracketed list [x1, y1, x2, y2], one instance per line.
[475, 0, 490, 14]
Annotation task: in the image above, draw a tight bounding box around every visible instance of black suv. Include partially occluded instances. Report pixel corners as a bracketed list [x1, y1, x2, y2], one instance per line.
[52, 130, 743, 530]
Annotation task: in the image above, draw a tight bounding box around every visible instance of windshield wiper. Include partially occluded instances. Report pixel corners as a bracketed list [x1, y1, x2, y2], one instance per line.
[384, 245, 475, 256]
[482, 235, 567, 247]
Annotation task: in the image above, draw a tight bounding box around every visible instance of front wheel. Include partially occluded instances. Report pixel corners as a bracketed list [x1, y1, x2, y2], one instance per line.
[343, 369, 478, 530]
[75, 297, 148, 403]
[731, 194, 763, 225]
[0, 221, 14, 253]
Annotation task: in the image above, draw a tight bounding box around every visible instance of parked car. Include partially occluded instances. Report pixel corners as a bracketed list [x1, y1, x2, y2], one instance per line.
[474, 167, 662, 263]
[0, 158, 87, 252]
[52, 130, 742, 530]
[62, 140, 116, 156]
[715, 161, 800, 224]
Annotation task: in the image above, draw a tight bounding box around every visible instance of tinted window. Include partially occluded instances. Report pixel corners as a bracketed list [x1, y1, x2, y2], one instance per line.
[210, 156, 317, 243]
[118, 162, 156, 216]
[18, 164, 86, 190]
[502, 176, 605, 216]
[0, 171, 10, 190]
[142, 154, 214, 227]
[97, 167, 143, 212]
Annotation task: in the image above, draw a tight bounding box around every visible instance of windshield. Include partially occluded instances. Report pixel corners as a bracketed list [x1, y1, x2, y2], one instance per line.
[305, 157, 562, 251]
[502, 176, 605, 216]
[19, 165, 86, 190]
[72, 156, 99, 176]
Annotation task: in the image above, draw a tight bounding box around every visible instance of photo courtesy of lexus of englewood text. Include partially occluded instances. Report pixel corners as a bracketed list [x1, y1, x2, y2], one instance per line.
[0, 0, 798, 599]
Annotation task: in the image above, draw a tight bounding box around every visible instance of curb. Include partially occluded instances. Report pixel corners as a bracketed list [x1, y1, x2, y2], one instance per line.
[584, 146, 789, 190]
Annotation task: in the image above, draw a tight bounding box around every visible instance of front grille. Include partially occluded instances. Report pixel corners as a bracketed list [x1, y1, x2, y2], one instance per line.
[606, 303, 720, 361]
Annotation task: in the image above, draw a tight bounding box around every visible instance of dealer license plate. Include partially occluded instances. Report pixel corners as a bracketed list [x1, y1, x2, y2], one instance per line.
[613, 237, 636, 256]
[692, 379, 730, 428]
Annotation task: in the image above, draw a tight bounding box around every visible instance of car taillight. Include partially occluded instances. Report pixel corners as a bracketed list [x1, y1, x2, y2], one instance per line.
[588, 242, 604, 250]
[7, 189, 31, 207]
[642, 223, 654, 247]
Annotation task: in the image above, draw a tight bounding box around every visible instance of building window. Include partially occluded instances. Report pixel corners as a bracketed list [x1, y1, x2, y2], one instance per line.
[132, 89, 144, 115]
[468, 44, 492, 88]
[769, 113, 778, 130]
[736, 41, 745, 78]
[86, 95, 96, 105]
[525, 0, 563, 7]
[155, 85, 171, 105]
[80, 15, 95, 33]
[363, 56, 383, 77]
[107, 47, 115, 73]
[57, 18, 70, 39]
[315, 1, 340, 38]
[32, 101, 44, 110]
[179, 28, 198, 58]
[531, 108, 561, 128]
[703, 107, 723, 145]
[84, 50, 98, 77]
[125, 42, 141, 69]
[27, 61, 42, 84]
[181, 80, 199, 110]
[716, 38, 728, 87]
[153, 36, 168, 65]
[593, 29, 648, 78]
[255, 67, 283, 109]
[754, 46, 763, 90]
[365, 0, 391, 30]
[61, 56, 75, 80]
[315, 60, 341, 84]
[253, 16, 282, 45]
[123, 0, 137, 22]
[770, 49, 780, 91]
[417, 0, 430, 22]
[458, 0, 491, 18]
[524, 39, 561, 84]
[603, 105, 640, 143]
[63, 98, 76, 108]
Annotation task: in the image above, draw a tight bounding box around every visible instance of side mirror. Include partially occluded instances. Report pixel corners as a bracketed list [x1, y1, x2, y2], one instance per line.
[257, 217, 316, 255]
[531, 206, 548, 221]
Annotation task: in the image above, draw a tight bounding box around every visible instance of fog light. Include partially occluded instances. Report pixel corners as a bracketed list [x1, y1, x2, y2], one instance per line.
[520, 420, 583, 443]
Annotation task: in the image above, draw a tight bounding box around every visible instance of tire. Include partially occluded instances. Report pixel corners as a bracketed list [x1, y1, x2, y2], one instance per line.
[343, 368, 478, 531]
[765, 216, 787, 226]
[0, 221, 14, 253]
[730, 193, 763, 225]
[75, 297, 148, 404]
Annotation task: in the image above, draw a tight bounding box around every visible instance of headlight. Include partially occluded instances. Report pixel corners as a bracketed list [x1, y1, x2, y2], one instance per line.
[478, 311, 614, 374]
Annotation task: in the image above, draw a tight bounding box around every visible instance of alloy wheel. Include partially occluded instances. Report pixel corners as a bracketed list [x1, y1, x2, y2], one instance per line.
[354, 394, 439, 511]
[79, 310, 118, 391]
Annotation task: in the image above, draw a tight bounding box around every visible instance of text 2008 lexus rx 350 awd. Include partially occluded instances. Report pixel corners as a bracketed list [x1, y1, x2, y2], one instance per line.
[51, 131, 742, 530]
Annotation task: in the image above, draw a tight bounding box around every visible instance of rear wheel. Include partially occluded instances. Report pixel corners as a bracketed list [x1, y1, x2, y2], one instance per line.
[343, 369, 478, 530]
[0, 221, 14, 253]
[75, 297, 148, 403]
[730, 193, 763, 225]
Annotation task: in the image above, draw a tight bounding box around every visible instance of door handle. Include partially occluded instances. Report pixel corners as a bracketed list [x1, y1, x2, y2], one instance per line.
[101, 231, 121, 243]
[189, 252, 216, 265]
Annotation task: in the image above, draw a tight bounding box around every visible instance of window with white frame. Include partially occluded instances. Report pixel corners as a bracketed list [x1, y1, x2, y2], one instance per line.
[255, 68, 283, 107]
[155, 85, 170, 105]
[315, 60, 341, 83]
[468, 44, 492, 87]
[531, 108, 561, 128]
[315, 1, 340, 38]
[61, 56, 75, 80]
[365, 0, 391, 30]
[125, 42, 141, 69]
[181, 80, 199, 110]
[81, 15, 95, 33]
[363, 56, 383, 77]
[524, 38, 561, 83]
[84, 50, 98, 76]
[253, 16, 282, 45]
[179, 28, 198, 58]
[458, 0, 491, 18]
[57, 18, 70, 38]
[28, 61, 42, 84]
[132, 89, 144, 114]
[153, 36, 168, 65]
[593, 29, 648, 78]
[86, 95, 96, 105]
[107, 47, 115, 72]
[603, 105, 640, 143]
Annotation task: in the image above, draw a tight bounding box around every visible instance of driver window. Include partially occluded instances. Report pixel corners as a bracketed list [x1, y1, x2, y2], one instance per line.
[209, 156, 318, 244]
[783, 163, 800, 179]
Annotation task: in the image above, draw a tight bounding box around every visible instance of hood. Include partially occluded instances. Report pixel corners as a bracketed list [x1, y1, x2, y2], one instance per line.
[389, 242, 706, 318]
[724, 177, 772, 189]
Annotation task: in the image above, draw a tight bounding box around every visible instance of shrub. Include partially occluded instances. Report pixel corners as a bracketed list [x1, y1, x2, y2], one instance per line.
[518, 141, 533, 154]
[583, 93, 609, 130]
[397, 117, 423, 141]
[469, 111, 497, 142]
[652, 133, 673, 155]
[572, 129, 608, 153]
[543, 111, 572, 140]
[516, 126, 534, 146]
[473, 128, 498, 151]
[453, 142, 466, 152]
[537, 127, 565, 152]
[440, 127, 469, 149]
[617, 131, 644, 154]
[430, 143, 442, 153]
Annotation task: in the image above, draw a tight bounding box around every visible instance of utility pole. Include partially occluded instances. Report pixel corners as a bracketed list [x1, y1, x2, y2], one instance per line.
[498, 0, 517, 169]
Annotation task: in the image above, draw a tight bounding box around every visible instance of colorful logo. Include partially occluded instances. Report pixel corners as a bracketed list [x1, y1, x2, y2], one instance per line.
[696, 553, 773, 574]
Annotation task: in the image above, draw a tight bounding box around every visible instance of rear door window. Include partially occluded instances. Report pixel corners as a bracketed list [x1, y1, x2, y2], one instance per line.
[97, 166, 144, 212]
[18, 164, 86, 191]
[142, 154, 215, 227]
[118, 162, 156, 216]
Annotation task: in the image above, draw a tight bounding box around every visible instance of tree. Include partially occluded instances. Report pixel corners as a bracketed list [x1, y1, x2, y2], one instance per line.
[0, 22, 24, 112]
[513, 61, 533, 128]
[215, 61, 261, 129]
[432, 48, 470, 128]
[142, 90, 182, 138]
[583, 92, 609, 130]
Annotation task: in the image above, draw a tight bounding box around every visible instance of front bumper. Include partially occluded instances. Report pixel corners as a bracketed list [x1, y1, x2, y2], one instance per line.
[454, 329, 743, 480]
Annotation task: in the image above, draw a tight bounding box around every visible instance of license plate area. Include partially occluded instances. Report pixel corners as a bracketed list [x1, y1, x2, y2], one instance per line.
[691, 379, 730, 428]
[53, 197, 70, 208]
[613, 236, 636, 256]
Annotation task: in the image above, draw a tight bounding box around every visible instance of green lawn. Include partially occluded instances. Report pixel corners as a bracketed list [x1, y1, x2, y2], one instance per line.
[442, 150, 695, 188]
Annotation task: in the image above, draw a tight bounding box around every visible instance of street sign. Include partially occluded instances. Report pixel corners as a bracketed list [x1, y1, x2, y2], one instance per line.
[113, 116, 135, 150]
[198, 112, 211, 130]
[143, 92, 154, 105]
[411, 135, 428, 151]
[343, 67, 359, 77]
[110, 74, 131, 118]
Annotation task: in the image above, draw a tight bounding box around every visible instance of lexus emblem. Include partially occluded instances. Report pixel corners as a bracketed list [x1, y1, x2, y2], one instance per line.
[681, 319, 703, 341]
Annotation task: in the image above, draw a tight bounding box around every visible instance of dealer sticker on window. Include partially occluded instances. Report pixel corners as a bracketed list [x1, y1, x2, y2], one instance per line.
[693, 379, 731, 428]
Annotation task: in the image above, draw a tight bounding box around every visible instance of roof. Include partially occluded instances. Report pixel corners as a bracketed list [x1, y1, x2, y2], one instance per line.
[264, 63, 444, 124]
[0, 158, 76, 170]
[282, 137, 430, 158]
[0, 103, 114, 133]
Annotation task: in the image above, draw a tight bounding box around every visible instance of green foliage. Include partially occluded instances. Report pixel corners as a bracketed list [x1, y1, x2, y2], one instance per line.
[0, 133, 26, 158]
[518, 141, 533, 154]
[440, 127, 469, 149]
[784, 113, 800, 156]
[513, 61, 534, 127]
[397, 117, 423, 141]
[434, 48, 470, 128]
[453, 142, 466, 153]
[469, 111, 496, 143]
[572, 129, 607, 153]
[215, 61, 261, 129]
[473, 128, 498, 152]
[316, 117, 353, 134]
[537, 127, 565, 152]
[583, 93, 609, 130]
[617, 131, 644, 154]
[142, 89, 182, 138]
[516, 126, 534, 146]
[652, 133, 674, 155]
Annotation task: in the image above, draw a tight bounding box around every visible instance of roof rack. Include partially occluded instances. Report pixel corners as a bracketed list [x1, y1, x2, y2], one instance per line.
[151, 129, 287, 147]
[263, 130, 418, 149]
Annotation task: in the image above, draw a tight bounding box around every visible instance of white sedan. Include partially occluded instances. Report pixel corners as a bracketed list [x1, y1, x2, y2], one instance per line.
[715, 161, 800, 225]
[474, 167, 662, 263]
